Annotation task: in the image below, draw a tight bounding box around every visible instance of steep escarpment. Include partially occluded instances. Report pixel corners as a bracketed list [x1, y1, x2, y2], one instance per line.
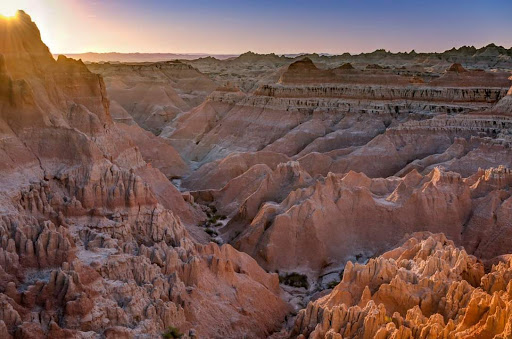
[292, 233, 512, 338]
[0, 11, 289, 338]
[279, 58, 510, 87]
[88, 60, 218, 134]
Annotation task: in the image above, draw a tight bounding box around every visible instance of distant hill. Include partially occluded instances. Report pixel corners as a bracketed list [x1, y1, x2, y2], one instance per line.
[54, 52, 239, 63]
[55, 44, 512, 64]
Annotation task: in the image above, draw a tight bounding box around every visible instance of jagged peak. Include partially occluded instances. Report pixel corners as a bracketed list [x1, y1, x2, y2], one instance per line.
[0, 10, 55, 77]
[341, 170, 372, 188]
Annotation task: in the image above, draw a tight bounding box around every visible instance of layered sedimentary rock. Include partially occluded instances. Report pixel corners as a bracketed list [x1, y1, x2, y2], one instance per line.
[180, 45, 512, 95]
[0, 11, 288, 338]
[229, 165, 512, 275]
[160, 58, 510, 167]
[281, 58, 510, 87]
[4, 9, 512, 339]
[492, 81, 512, 114]
[184, 151, 290, 190]
[292, 233, 512, 339]
[174, 58, 512, 291]
[88, 61, 218, 134]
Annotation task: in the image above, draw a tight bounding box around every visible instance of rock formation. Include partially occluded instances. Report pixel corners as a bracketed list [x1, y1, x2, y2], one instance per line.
[0, 11, 289, 338]
[229, 165, 512, 274]
[88, 61, 217, 134]
[3, 9, 512, 339]
[292, 233, 512, 339]
[150, 56, 510, 167]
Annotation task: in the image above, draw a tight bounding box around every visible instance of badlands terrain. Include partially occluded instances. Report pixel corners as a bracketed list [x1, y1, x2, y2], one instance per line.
[1, 10, 512, 338]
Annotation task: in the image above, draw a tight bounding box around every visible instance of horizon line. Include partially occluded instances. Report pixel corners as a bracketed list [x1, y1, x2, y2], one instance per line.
[51, 43, 512, 57]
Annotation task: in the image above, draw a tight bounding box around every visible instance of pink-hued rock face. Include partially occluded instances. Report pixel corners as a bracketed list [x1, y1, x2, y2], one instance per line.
[152, 45, 511, 338]
[227, 166, 512, 275]
[0, 11, 289, 338]
[87, 61, 218, 135]
[2, 9, 512, 339]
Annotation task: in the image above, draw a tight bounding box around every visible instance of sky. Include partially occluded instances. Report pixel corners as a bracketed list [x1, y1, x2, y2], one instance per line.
[2, 0, 512, 55]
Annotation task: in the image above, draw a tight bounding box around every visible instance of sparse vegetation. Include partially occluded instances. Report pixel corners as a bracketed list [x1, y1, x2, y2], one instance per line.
[205, 228, 218, 237]
[279, 272, 309, 289]
[199, 204, 227, 231]
[162, 326, 183, 339]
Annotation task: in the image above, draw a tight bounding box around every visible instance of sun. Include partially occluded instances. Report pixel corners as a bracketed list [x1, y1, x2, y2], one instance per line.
[0, 3, 21, 18]
[0, 0, 48, 19]
[0, 0, 58, 50]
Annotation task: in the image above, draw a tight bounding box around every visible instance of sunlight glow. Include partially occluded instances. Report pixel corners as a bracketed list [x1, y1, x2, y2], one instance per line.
[0, 3, 19, 18]
[0, 0, 61, 52]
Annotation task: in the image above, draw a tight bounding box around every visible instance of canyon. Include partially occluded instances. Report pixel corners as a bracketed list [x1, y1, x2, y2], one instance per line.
[1, 10, 512, 339]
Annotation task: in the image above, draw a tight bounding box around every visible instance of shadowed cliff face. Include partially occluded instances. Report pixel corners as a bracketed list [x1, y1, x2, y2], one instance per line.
[0, 11, 290, 338]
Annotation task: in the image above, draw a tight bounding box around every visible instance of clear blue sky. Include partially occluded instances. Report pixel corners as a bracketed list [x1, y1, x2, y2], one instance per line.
[7, 0, 512, 54]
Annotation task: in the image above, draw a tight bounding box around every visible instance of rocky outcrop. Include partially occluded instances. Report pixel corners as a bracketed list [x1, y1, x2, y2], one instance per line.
[0, 11, 289, 338]
[159, 56, 509, 165]
[233, 168, 470, 273]
[291, 233, 512, 339]
[183, 151, 290, 190]
[279, 58, 337, 84]
[228, 166, 512, 277]
[258, 84, 508, 103]
[447, 63, 468, 73]
[492, 82, 512, 114]
[88, 60, 218, 134]
[279, 58, 510, 88]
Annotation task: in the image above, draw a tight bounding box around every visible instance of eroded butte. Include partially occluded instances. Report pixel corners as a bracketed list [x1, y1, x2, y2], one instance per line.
[1, 10, 512, 339]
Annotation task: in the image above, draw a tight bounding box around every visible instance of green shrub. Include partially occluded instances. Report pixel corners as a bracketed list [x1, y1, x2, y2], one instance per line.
[162, 326, 183, 338]
[205, 228, 218, 237]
